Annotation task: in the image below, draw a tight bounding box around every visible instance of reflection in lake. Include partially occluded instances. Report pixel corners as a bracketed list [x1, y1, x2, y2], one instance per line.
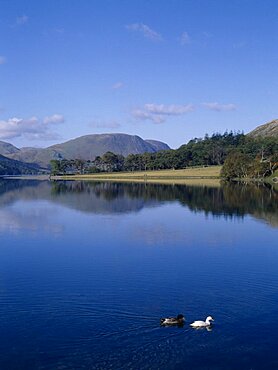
[0, 179, 277, 369]
[0, 179, 277, 227]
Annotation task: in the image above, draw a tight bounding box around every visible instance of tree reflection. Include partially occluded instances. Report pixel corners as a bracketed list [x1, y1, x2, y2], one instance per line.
[0, 179, 277, 226]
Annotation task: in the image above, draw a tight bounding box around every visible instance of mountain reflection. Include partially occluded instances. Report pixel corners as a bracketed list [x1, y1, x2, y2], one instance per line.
[0, 179, 277, 227]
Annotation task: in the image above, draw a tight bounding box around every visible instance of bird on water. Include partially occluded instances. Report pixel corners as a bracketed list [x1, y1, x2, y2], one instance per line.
[160, 314, 185, 326]
[190, 316, 214, 328]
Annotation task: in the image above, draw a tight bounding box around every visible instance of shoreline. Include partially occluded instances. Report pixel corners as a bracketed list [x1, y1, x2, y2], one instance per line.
[1, 166, 276, 188]
[49, 166, 222, 186]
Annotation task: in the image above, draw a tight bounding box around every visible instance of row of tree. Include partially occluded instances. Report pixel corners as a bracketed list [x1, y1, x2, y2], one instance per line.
[50, 152, 125, 175]
[49, 131, 278, 179]
[221, 151, 278, 179]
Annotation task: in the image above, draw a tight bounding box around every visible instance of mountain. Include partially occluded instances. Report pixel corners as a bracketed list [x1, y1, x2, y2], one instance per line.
[144, 139, 170, 151]
[248, 119, 278, 138]
[0, 141, 20, 155]
[3, 134, 170, 168]
[0, 154, 40, 175]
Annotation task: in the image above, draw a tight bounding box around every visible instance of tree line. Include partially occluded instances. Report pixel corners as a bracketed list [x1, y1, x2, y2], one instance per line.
[49, 131, 278, 179]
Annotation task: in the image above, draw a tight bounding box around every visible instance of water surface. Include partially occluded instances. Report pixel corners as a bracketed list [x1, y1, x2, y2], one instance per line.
[0, 179, 277, 369]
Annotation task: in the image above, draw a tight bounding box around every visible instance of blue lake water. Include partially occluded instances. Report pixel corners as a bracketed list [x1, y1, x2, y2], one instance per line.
[0, 179, 277, 369]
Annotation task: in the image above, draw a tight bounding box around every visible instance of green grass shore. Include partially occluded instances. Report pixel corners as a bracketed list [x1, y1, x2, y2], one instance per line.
[51, 166, 222, 186]
[3, 166, 277, 188]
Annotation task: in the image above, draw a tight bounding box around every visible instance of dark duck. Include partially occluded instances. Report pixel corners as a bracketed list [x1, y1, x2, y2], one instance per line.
[160, 314, 185, 326]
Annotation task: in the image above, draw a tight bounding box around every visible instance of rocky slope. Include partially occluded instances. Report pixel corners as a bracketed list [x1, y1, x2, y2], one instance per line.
[248, 119, 278, 138]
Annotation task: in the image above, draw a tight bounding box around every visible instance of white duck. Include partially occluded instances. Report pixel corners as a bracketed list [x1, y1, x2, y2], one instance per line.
[190, 316, 214, 328]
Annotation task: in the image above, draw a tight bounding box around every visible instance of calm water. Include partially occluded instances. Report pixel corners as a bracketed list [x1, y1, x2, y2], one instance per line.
[0, 179, 277, 369]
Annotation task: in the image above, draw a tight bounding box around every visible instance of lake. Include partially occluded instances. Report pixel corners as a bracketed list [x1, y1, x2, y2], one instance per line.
[0, 179, 277, 369]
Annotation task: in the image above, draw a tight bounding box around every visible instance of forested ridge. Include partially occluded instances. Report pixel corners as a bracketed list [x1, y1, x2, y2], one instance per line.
[50, 132, 278, 179]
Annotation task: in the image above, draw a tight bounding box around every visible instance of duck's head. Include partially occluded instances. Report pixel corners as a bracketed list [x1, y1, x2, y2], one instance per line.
[177, 314, 185, 322]
[206, 316, 214, 322]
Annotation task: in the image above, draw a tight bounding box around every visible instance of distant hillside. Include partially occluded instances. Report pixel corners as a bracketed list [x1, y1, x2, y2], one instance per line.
[144, 139, 170, 151]
[0, 141, 20, 155]
[248, 119, 278, 138]
[0, 154, 40, 175]
[4, 134, 170, 168]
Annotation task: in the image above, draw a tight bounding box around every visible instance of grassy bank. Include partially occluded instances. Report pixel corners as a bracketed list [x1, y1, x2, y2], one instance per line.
[51, 166, 222, 186]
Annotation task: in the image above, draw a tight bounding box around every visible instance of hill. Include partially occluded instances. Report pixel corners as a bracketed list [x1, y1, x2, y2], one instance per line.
[3, 134, 170, 168]
[0, 154, 40, 175]
[248, 119, 278, 138]
[0, 141, 20, 155]
[144, 139, 170, 151]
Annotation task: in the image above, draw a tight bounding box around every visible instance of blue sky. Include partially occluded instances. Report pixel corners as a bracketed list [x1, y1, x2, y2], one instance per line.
[0, 0, 277, 148]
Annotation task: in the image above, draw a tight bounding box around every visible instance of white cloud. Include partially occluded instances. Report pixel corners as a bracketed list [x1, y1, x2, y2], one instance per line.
[89, 119, 121, 129]
[126, 23, 162, 41]
[112, 82, 124, 90]
[180, 32, 191, 45]
[0, 56, 6, 65]
[131, 109, 165, 124]
[0, 117, 38, 139]
[16, 15, 29, 25]
[0, 114, 64, 140]
[43, 114, 65, 124]
[202, 102, 237, 112]
[131, 103, 194, 124]
[145, 103, 194, 115]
